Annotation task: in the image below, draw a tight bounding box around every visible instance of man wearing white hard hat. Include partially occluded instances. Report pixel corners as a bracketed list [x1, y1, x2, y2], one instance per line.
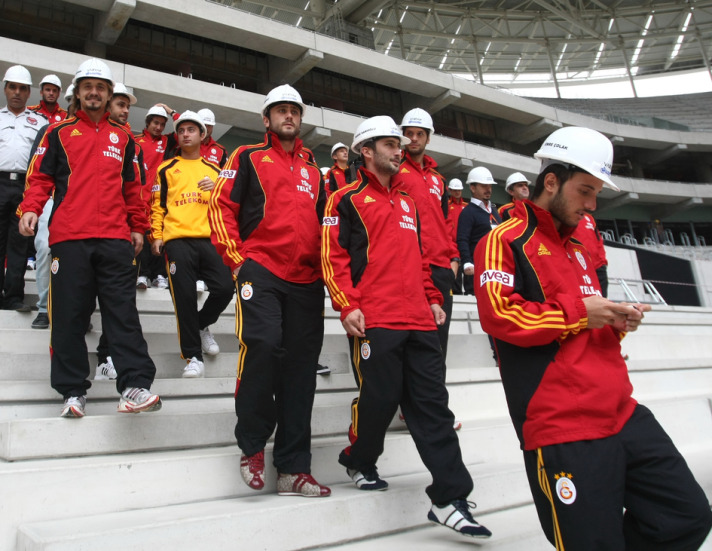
[447, 178, 468, 294]
[19, 58, 161, 419]
[456, 166, 501, 295]
[29, 74, 67, 124]
[322, 115, 492, 540]
[1, 65, 46, 312]
[475, 126, 712, 550]
[325, 141, 349, 194]
[397, 108, 460, 385]
[150, 111, 233, 379]
[197, 108, 227, 168]
[209, 84, 330, 498]
[497, 171, 530, 221]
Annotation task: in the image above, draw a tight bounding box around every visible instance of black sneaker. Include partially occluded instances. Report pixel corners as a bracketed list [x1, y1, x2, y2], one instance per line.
[316, 363, 331, 375]
[31, 312, 50, 329]
[428, 499, 492, 539]
[347, 466, 388, 491]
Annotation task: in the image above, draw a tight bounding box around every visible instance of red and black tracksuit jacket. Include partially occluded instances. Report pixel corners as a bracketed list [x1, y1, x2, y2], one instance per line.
[201, 137, 228, 169]
[209, 131, 325, 283]
[573, 213, 607, 270]
[498, 201, 516, 221]
[19, 110, 148, 245]
[29, 101, 67, 124]
[447, 196, 468, 242]
[326, 164, 348, 195]
[396, 152, 458, 268]
[322, 168, 442, 330]
[474, 199, 636, 450]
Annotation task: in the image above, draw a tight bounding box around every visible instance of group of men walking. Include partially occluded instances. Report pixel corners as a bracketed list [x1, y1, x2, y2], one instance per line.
[4, 56, 711, 548]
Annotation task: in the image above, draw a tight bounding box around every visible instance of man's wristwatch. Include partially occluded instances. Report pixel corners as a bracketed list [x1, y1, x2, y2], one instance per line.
[451, 257, 461, 263]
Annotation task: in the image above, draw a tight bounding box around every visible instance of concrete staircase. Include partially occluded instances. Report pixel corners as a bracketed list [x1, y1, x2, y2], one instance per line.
[1, 273, 711, 550]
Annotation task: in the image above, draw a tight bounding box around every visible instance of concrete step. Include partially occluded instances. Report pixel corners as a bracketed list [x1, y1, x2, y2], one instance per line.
[15, 462, 531, 551]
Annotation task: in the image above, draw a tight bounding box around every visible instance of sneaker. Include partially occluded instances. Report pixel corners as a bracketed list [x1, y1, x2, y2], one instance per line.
[347, 466, 388, 491]
[95, 356, 117, 380]
[31, 312, 50, 329]
[277, 473, 331, 497]
[60, 395, 86, 418]
[240, 450, 265, 490]
[199, 327, 220, 356]
[453, 419, 463, 431]
[196, 280, 206, 292]
[428, 499, 492, 539]
[26, 257, 36, 270]
[183, 356, 205, 378]
[136, 275, 150, 289]
[117, 387, 161, 413]
[153, 275, 169, 289]
[316, 363, 331, 375]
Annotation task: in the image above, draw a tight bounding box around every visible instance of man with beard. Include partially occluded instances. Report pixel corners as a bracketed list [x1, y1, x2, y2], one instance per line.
[18, 58, 160, 418]
[29, 75, 67, 124]
[456, 166, 501, 295]
[209, 84, 329, 498]
[498, 172, 530, 221]
[322, 116, 491, 540]
[475, 126, 711, 550]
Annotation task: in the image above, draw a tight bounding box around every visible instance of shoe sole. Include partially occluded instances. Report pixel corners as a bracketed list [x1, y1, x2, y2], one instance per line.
[182, 371, 204, 378]
[60, 406, 84, 418]
[31, 324, 49, 329]
[94, 374, 117, 381]
[277, 491, 331, 497]
[117, 396, 162, 413]
[427, 514, 492, 539]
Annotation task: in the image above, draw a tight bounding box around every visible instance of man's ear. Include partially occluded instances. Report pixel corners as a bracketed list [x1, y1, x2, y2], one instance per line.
[543, 172, 560, 194]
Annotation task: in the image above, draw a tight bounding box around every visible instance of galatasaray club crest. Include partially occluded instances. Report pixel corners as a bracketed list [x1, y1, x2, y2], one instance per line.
[169, 262, 177, 275]
[300, 167, 309, 179]
[400, 199, 410, 213]
[575, 250, 587, 270]
[109, 132, 119, 144]
[51, 258, 59, 274]
[240, 282, 254, 301]
[360, 340, 371, 360]
[555, 472, 577, 505]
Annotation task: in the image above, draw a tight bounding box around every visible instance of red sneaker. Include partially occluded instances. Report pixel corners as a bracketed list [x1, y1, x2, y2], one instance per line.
[240, 450, 265, 490]
[277, 473, 331, 497]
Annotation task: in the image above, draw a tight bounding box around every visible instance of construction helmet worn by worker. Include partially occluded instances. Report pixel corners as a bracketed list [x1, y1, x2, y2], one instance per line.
[3, 65, 32, 86]
[466, 166, 495, 185]
[448, 178, 464, 190]
[72, 58, 114, 86]
[39, 74, 62, 90]
[400, 108, 435, 134]
[505, 172, 531, 191]
[534, 126, 618, 191]
[351, 115, 410, 154]
[262, 84, 306, 117]
[198, 108, 216, 126]
[145, 105, 169, 125]
[112, 83, 137, 105]
[331, 142, 348, 156]
[174, 110, 207, 135]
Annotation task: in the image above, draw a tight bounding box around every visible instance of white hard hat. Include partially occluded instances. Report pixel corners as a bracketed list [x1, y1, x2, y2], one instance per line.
[448, 178, 463, 191]
[112, 83, 137, 105]
[534, 126, 618, 191]
[466, 166, 495, 185]
[73, 58, 114, 86]
[320, 166, 330, 176]
[198, 108, 216, 125]
[174, 110, 206, 135]
[64, 84, 75, 102]
[145, 105, 169, 124]
[400, 108, 435, 134]
[40, 74, 62, 90]
[3, 65, 32, 86]
[505, 172, 531, 191]
[331, 142, 348, 157]
[262, 84, 306, 117]
[351, 116, 410, 154]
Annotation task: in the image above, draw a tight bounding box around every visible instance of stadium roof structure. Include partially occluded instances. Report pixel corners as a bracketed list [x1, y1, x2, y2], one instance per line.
[213, 0, 712, 96]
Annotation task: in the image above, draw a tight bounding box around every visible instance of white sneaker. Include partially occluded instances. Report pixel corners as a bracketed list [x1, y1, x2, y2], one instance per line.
[200, 327, 220, 356]
[153, 275, 169, 289]
[196, 280, 206, 292]
[60, 395, 86, 418]
[183, 356, 205, 378]
[136, 275, 150, 289]
[95, 356, 117, 380]
[118, 387, 161, 413]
